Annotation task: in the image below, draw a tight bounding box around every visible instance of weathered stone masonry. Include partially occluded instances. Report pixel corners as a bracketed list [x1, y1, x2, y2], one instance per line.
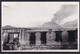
[2, 28, 77, 46]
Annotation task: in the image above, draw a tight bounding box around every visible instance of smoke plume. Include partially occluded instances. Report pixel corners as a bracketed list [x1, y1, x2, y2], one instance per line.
[52, 5, 77, 24]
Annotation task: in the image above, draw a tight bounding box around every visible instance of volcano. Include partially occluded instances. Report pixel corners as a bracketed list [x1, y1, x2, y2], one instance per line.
[38, 21, 62, 29]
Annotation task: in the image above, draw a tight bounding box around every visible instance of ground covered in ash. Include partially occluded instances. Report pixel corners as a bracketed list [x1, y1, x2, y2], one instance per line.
[20, 42, 77, 50]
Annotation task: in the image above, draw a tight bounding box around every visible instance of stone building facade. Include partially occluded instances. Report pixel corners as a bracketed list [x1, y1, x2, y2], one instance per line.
[2, 28, 77, 48]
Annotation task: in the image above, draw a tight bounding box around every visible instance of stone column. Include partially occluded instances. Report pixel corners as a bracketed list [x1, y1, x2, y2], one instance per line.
[21, 29, 25, 45]
[25, 32, 30, 46]
[35, 32, 41, 46]
[2, 32, 8, 44]
[46, 32, 50, 45]
[75, 28, 77, 40]
[19, 29, 22, 44]
[46, 32, 55, 45]
[62, 31, 68, 44]
[9, 33, 14, 43]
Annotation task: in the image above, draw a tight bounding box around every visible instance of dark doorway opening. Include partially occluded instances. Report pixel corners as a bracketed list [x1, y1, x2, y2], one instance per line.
[40, 32, 47, 45]
[68, 30, 76, 42]
[55, 31, 63, 42]
[29, 32, 36, 46]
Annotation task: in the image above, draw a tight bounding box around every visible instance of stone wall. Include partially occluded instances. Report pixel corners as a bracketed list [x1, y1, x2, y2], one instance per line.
[2, 28, 77, 46]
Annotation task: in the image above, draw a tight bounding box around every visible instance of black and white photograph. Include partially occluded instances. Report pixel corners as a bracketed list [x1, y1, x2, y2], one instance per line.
[1, 2, 79, 52]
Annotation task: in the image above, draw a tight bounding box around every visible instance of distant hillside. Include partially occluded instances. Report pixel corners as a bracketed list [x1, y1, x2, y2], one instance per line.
[2, 25, 17, 29]
[62, 20, 77, 28]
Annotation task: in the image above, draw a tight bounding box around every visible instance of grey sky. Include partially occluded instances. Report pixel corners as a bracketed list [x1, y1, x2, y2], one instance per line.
[2, 2, 79, 27]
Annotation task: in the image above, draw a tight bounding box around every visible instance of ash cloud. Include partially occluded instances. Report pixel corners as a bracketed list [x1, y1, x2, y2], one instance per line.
[52, 5, 77, 24]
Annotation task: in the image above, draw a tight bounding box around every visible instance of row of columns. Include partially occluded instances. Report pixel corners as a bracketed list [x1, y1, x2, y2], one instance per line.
[22, 30, 77, 46]
[22, 31, 63, 46]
